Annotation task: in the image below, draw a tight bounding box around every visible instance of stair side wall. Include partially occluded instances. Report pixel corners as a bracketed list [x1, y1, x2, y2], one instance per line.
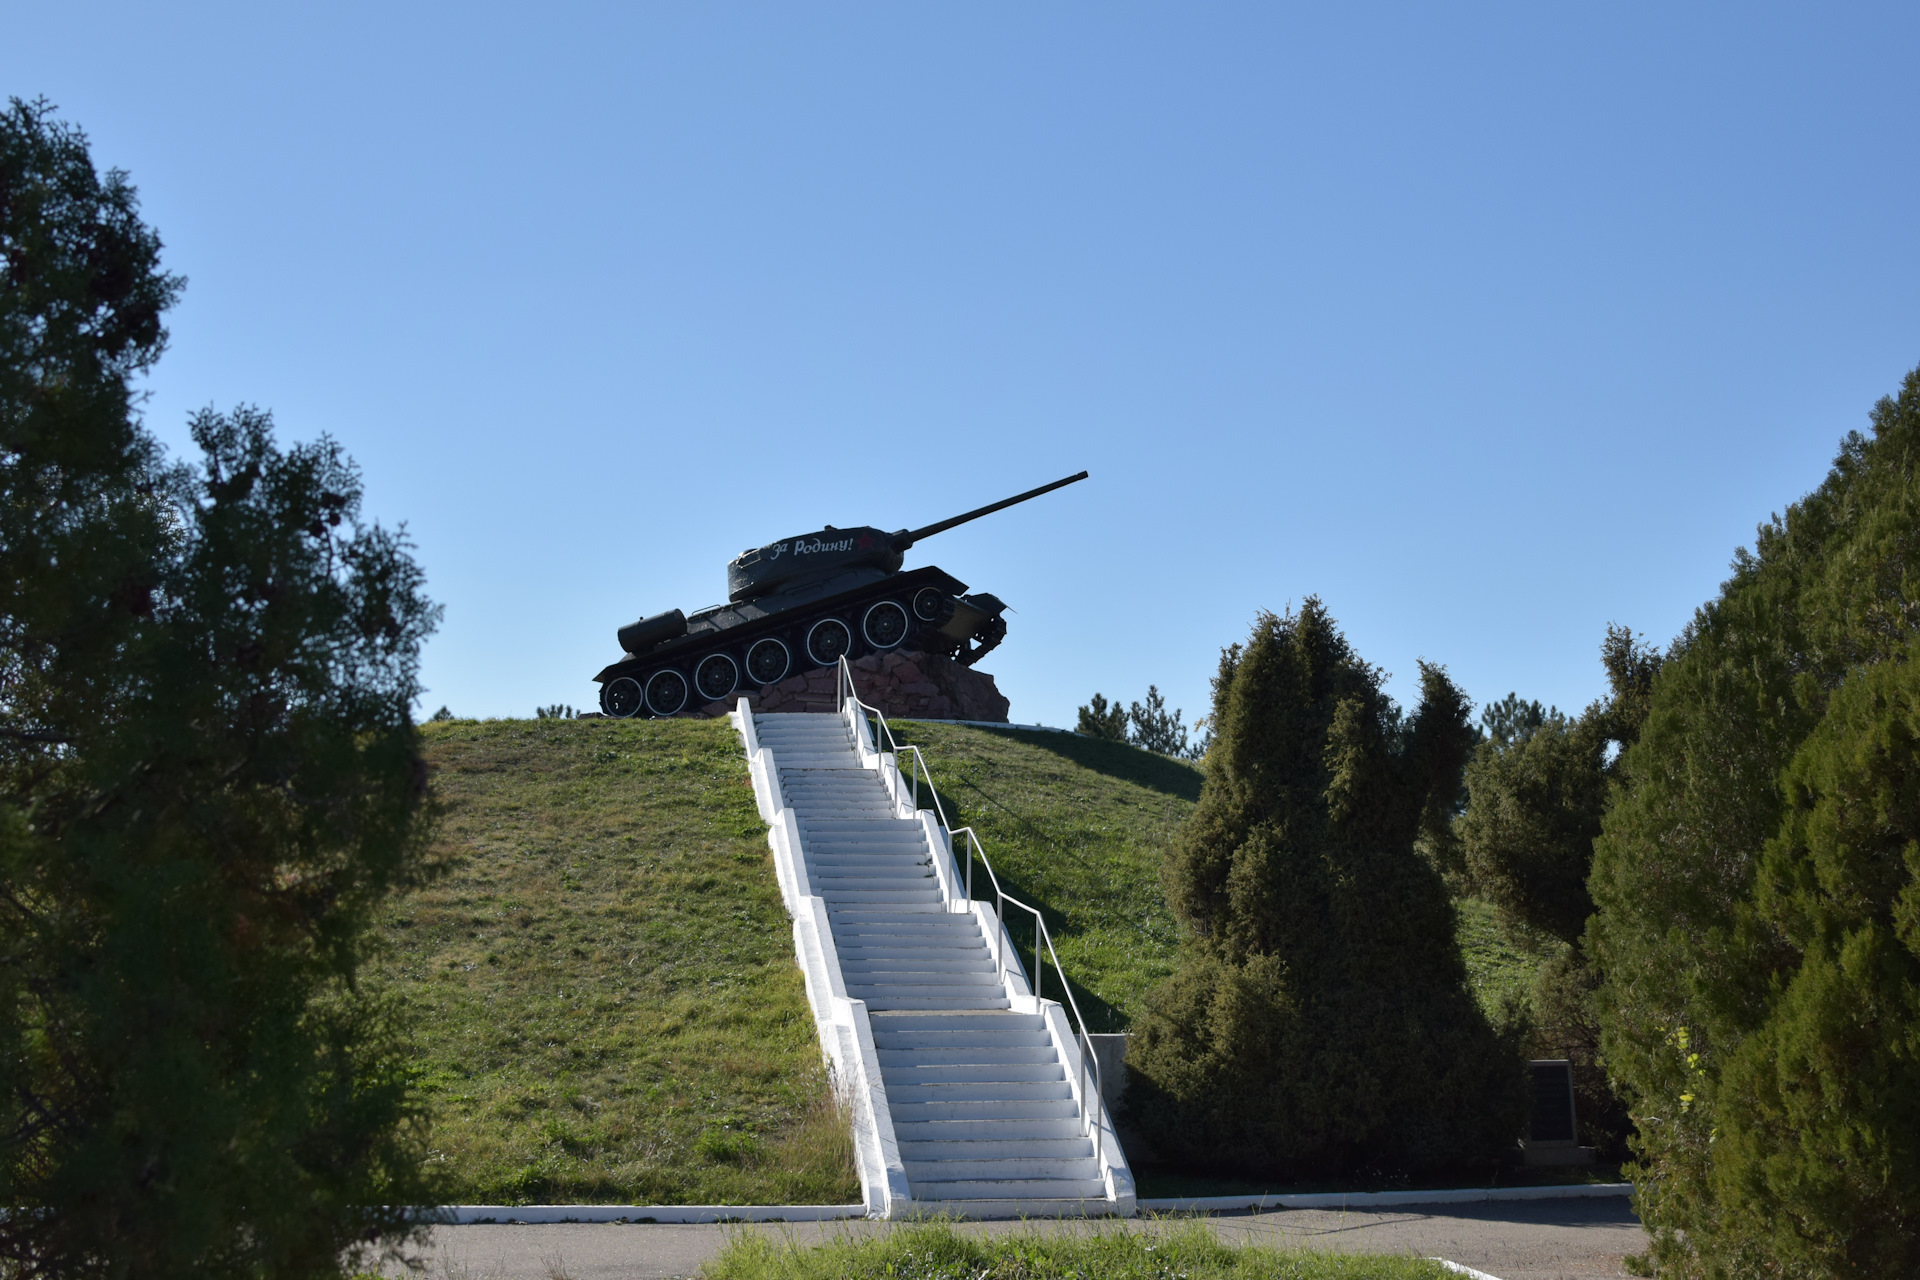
[732, 699, 910, 1219]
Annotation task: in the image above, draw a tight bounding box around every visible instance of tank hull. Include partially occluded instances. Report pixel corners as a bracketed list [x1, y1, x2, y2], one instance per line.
[592, 565, 1007, 718]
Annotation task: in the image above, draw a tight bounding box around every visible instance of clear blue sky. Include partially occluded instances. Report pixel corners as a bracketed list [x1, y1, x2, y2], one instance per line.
[10, 3, 1918, 729]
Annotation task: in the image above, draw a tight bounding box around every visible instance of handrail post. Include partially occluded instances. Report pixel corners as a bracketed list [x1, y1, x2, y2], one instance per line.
[1033, 910, 1043, 1004]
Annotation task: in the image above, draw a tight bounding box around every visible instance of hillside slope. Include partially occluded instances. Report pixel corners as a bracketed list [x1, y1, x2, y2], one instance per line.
[378, 717, 857, 1206]
[885, 722, 1543, 1032]
[885, 722, 1201, 1032]
[384, 714, 1541, 1204]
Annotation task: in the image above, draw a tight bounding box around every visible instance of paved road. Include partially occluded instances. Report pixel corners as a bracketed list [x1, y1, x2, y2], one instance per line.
[380, 1197, 1645, 1280]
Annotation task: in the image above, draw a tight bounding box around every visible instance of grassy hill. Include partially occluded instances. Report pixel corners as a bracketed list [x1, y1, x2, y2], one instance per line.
[379, 717, 857, 1206]
[883, 722, 1200, 1032]
[883, 721, 1545, 1034]
[383, 713, 1548, 1204]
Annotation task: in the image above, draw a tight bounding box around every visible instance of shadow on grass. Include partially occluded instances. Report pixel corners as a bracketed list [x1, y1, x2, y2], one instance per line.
[949, 846, 1131, 1034]
[969, 726, 1206, 804]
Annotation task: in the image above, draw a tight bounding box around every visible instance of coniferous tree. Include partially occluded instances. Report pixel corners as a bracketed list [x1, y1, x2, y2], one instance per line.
[1128, 600, 1525, 1177]
[1455, 627, 1661, 1157]
[1076, 692, 1128, 741]
[1590, 364, 1920, 1279]
[1, 100, 443, 1279]
[1128, 686, 1190, 757]
[1478, 692, 1560, 745]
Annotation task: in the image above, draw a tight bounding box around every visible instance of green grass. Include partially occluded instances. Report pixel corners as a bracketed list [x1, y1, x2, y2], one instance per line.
[1453, 897, 1559, 1022]
[706, 1220, 1454, 1279]
[378, 714, 1567, 1205]
[375, 717, 858, 1206]
[882, 723, 1202, 1032]
[877, 723, 1551, 1039]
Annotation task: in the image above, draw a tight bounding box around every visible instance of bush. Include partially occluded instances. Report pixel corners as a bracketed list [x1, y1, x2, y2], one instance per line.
[1589, 363, 1920, 1278]
[1127, 600, 1526, 1179]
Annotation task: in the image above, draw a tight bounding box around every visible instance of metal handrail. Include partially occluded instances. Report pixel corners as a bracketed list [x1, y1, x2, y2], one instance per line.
[833, 657, 1106, 1169]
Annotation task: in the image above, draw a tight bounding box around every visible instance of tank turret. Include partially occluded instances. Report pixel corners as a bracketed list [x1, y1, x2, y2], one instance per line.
[592, 471, 1086, 718]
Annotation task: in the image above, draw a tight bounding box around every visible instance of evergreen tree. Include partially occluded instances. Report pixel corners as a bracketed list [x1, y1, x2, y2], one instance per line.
[1590, 364, 1920, 1278]
[1456, 627, 1661, 1157]
[1077, 686, 1197, 757]
[1478, 692, 1560, 745]
[1128, 600, 1525, 1177]
[1, 100, 443, 1279]
[1076, 692, 1128, 741]
[1128, 685, 1190, 757]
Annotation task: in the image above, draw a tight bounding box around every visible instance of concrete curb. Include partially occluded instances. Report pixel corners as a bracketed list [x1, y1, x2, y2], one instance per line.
[1137, 1183, 1632, 1213]
[436, 1205, 865, 1225]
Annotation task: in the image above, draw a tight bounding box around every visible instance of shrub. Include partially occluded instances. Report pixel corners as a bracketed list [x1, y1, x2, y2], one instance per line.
[1128, 600, 1526, 1178]
[1589, 363, 1920, 1278]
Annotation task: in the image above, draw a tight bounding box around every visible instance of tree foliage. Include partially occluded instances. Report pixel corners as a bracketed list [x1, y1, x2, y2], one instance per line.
[1454, 627, 1661, 1157]
[1128, 600, 1525, 1177]
[1076, 686, 1195, 757]
[1457, 628, 1660, 947]
[1589, 365, 1920, 1279]
[1, 99, 444, 1279]
[1076, 692, 1127, 741]
[1478, 692, 1561, 746]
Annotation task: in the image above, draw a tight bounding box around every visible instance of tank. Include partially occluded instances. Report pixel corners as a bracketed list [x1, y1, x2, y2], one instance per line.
[592, 471, 1088, 718]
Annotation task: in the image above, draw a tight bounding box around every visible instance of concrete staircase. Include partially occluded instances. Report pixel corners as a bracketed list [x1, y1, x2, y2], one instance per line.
[744, 708, 1130, 1217]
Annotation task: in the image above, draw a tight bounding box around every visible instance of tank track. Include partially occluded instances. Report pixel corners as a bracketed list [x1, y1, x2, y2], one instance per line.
[592, 566, 1006, 718]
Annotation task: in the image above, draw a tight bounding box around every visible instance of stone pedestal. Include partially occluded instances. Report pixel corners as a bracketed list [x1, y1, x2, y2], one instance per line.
[692, 649, 1011, 722]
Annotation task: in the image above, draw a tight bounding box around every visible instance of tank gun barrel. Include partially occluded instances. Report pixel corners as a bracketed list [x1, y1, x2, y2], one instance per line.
[890, 470, 1088, 552]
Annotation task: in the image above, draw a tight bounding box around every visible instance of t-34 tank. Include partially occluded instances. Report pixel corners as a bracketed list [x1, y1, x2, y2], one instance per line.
[593, 471, 1087, 718]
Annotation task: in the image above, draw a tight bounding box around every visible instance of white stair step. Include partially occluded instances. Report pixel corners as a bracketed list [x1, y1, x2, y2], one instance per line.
[878, 1047, 1058, 1067]
[830, 909, 976, 923]
[810, 842, 925, 851]
[871, 1013, 1043, 1030]
[913, 1179, 1107, 1201]
[835, 926, 983, 936]
[892, 1117, 1087, 1142]
[883, 1063, 1064, 1084]
[898, 1137, 1093, 1160]
[889, 1099, 1077, 1121]
[804, 818, 924, 828]
[812, 863, 934, 875]
[864, 995, 1013, 1011]
[886, 1081, 1072, 1103]
[812, 873, 937, 886]
[841, 957, 996, 974]
[905, 1158, 1099, 1182]
[871, 1028, 1049, 1047]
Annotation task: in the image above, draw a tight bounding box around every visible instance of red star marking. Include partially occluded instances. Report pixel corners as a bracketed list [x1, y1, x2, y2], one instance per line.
[855, 533, 874, 550]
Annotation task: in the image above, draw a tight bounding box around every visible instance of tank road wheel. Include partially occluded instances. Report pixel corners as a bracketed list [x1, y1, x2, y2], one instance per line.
[806, 618, 853, 667]
[746, 637, 791, 685]
[646, 669, 690, 716]
[912, 586, 952, 623]
[695, 653, 739, 702]
[604, 676, 644, 719]
[863, 600, 910, 650]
